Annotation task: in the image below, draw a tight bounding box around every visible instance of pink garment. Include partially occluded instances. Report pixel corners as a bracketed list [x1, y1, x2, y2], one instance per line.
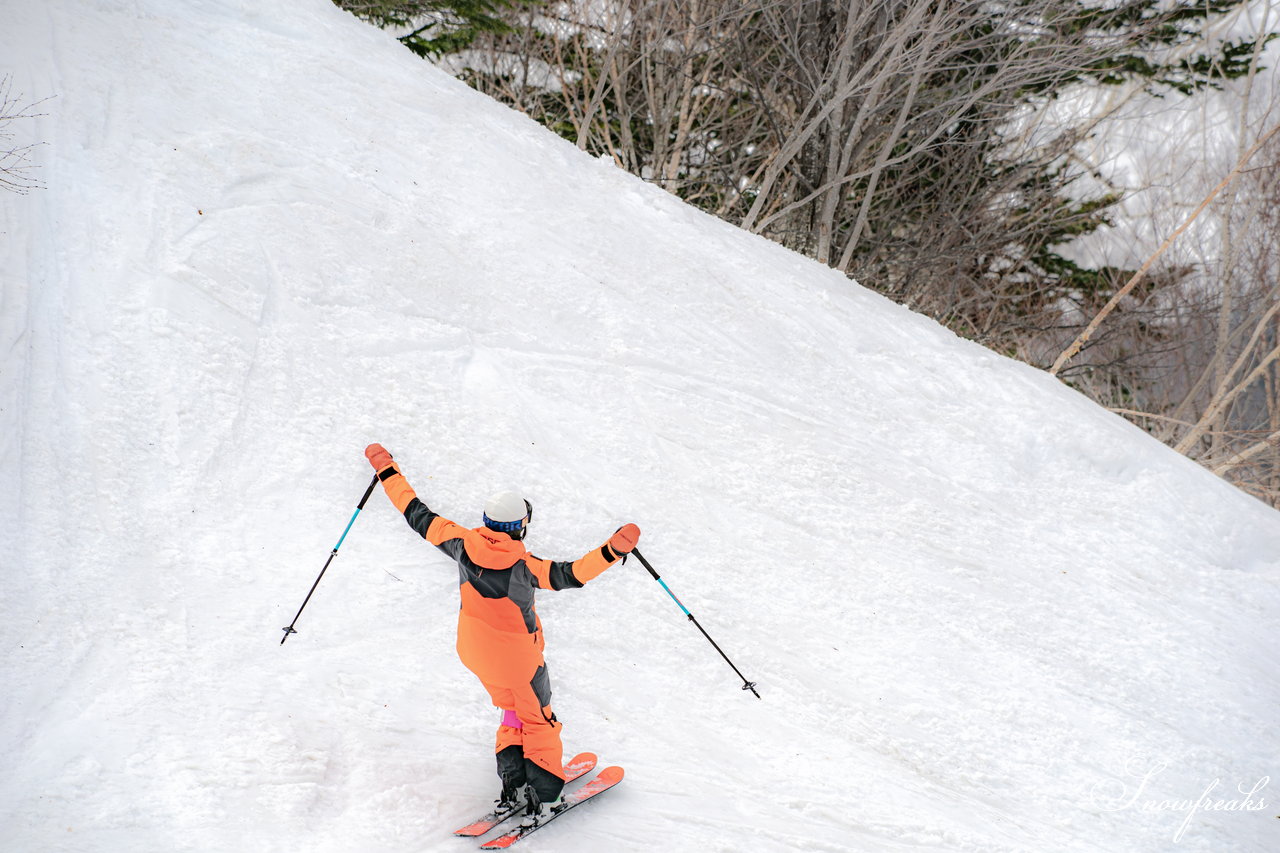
[501, 709, 523, 729]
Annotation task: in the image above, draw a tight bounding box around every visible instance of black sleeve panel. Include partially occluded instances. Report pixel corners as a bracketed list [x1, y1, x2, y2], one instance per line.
[436, 535, 467, 563]
[403, 496, 439, 539]
[547, 559, 584, 590]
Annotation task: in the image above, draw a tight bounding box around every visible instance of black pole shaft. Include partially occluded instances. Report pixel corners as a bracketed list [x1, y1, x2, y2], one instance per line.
[280, 473, 380, 644]
[632, 547, 760, 699]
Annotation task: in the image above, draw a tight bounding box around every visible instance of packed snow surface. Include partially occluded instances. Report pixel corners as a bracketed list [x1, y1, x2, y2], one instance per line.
[3, 1, 1278, 851]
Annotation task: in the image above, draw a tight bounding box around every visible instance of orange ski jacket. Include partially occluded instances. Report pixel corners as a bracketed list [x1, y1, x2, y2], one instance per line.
[372, 463, 626, 684]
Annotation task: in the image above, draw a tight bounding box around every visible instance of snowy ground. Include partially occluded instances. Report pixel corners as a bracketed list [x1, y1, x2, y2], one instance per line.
[3, 2, 1279, 851]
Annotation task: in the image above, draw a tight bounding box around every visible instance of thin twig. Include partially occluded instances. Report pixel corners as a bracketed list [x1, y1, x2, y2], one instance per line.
[1049, 121, 1280, 376]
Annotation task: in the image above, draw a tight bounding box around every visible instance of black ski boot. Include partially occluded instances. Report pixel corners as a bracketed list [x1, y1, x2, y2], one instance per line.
[520, 785, 564, 828]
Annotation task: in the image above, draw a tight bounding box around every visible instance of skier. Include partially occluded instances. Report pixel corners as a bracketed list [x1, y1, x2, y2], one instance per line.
[363, 443, 640, 825]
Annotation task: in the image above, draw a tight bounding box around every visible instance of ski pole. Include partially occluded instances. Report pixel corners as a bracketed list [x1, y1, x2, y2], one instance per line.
[631, 547, 760, 699]
[280, 473, 379, 644]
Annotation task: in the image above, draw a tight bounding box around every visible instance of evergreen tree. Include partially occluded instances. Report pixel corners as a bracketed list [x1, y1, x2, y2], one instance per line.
[334, 0, 542, 57]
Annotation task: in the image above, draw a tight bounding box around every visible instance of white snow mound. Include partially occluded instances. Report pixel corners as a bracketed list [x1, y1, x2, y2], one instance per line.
[2, 1, 1278, 851]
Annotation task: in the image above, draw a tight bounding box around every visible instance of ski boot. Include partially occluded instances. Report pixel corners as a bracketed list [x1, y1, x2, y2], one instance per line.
[519, 785, 564, 828]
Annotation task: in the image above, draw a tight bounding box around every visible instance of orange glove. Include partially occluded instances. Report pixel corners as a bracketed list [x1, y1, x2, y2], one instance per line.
[365, 443, 394, 471]
[609, 523, 640, 556]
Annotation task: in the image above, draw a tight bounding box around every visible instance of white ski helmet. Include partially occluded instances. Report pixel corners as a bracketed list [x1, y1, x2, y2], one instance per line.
[483, 490, 532, 536]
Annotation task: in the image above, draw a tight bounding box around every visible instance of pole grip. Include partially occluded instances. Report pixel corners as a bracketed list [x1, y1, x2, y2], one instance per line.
[357, 473, 379, 508]
[632, 547, 662, 581]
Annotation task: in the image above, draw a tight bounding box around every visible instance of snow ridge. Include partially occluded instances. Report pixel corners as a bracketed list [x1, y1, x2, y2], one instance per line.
[2, 1, 1278, 851]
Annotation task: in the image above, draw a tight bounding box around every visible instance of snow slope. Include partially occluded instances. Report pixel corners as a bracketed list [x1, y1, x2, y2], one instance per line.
[3, 1, 1279, 851]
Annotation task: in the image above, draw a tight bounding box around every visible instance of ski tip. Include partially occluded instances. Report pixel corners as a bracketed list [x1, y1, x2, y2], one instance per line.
[596, 765, 624, 783]
[565, 751, 598, 781]
[567, 750, 597, 768]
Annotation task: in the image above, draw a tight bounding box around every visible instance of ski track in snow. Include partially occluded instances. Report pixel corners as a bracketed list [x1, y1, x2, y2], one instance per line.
[3, 1, 1280, 852]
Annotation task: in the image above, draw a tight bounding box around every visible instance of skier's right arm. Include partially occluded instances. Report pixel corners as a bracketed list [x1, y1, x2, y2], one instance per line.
[364, 443, 460, 544]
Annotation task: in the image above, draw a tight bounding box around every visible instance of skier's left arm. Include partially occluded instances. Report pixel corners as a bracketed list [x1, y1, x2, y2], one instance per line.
[526, 524, 641, 590]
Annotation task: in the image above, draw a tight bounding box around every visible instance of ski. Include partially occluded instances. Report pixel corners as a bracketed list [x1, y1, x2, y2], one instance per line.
[478, 765, 624, 850]
[453, 752, 598, 837]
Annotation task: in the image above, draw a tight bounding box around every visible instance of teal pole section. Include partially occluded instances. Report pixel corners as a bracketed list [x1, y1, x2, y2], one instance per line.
[657, 577, 691, 616]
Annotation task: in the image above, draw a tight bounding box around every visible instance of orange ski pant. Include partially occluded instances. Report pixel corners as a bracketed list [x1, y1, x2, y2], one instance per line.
[480, 673, 565, 781]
